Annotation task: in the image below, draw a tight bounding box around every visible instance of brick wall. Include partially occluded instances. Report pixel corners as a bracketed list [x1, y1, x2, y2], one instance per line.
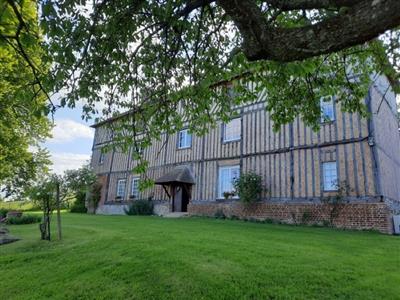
[188, 202, 393, 234]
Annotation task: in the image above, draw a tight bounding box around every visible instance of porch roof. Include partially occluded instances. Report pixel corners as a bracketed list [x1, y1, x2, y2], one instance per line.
[154, 166, 195, 185]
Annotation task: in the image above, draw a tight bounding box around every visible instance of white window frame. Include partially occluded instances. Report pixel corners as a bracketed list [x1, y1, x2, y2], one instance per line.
[222, 118, 241, 142]
[322, 161, 338, 191]
[218, 165, 240, 199]
[99, 152, 105, 165]
[177, 129, 192, 149]
[320, 96, 335, 123]
[116, 179, 126, 199]
[130, 177, 140, 199]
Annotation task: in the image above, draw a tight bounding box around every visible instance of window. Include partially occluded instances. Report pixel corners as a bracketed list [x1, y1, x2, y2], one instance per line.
[223, 118, 241, 142]
[133, 144, 143, 155]
[130, 177, 140, 199]
[178, 129, 192, 149]
[227, 84, 237, 99]
[218, 165, 240, 198]
[323, 162, 338, 191]
[116, 179, 126, 198]
[99, 152, 105, 165]
[320, 96, 335, 122]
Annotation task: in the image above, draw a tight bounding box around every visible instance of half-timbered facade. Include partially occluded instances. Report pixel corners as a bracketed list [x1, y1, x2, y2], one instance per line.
[90, 75, 400, 233]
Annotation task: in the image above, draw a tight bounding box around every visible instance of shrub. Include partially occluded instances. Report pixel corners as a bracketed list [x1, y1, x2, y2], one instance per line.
[321, 181, 352, 226]
[301, 210, 313, 224]
[233, 172, 264, 204]
[214, 209, 226, 219]
[6, 214, 41, 225]
[88, 182, 102, 210]
[70, 190, 87, 213]
[125, 200, 153, 215]
[223, 191, 235, 200]
[0, 208, 9, 218]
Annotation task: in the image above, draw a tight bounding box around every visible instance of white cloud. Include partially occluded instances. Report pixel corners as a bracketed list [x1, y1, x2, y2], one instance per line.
[50, 152, 91, 174]
[50, 119, 94, 144]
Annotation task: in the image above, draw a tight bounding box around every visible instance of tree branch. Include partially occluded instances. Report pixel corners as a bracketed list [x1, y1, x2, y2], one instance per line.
[218, 0, 400, 62]
[264, 0, 361, 10]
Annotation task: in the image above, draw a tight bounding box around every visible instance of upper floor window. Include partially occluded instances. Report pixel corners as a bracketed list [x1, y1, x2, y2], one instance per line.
[178, 129, 192, 149]
[116, 179, 126, 199]
[218, 165, 240, 198]
[130, 177, 140, 199]
[134, 144, 143, 155]
[322, 162, 338, 191]
[223, 118, 241, 142]
[99, 152, 105, 165]
[320, 96, 335, 122]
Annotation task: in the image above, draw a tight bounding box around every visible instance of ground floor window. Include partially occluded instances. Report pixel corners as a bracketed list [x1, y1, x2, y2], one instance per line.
[322, 161, 338, 191]
[218, 165, 240, 198]
[116, 179, 126, 198]
[130, 177, 140, 199]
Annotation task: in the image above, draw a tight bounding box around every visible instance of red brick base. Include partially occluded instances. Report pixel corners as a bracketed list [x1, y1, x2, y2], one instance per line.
[188, 202, 393, 234]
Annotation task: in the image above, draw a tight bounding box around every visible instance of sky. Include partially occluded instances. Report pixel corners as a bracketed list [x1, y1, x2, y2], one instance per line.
[44, 106, 95, 174]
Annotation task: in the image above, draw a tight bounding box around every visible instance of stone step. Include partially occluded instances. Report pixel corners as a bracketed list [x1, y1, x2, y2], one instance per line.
[163, 212, 189, 218]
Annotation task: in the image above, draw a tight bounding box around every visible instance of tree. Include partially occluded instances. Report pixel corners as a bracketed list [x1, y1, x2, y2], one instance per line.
[63, 165, 100, 213]
[1, 148, 51, 198]
[6, 1, 400, 177]
[0, 0, 51, 194]
[26, 174, 59, 240]
[39, 1, 399, 129]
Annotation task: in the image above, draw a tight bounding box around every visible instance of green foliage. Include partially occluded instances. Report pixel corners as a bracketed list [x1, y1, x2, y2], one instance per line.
[0, 1, 51, 196]
[233, 172, 263, 204]
[26, 174, 60, 212]
[125, 200, 153, 216]
[63, 165, 99, 213]
[214, 209, 226, 219]
[0, 208, 9, 218]
[87, 181, 102, 211]
[0, 200, 40, 212]
[5, 214, 41, 225]
[39, 1, 399, 134]
[322, 181, 352, 226]
[70, 191, 88, 213]
[222, 191, 235, 200]
[301, 210, 313, 224]
[63, 165, 97, 193]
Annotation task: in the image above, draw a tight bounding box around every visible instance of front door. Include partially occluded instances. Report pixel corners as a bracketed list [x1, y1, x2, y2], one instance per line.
[173, 185, 190, 212]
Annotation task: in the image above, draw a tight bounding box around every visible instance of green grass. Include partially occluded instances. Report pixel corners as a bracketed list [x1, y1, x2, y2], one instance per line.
[1, 214, 399, 299]
[0, 200, 39, 211]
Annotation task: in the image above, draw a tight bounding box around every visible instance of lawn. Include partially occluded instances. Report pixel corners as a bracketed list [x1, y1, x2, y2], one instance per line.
[1, 214, 399, 299]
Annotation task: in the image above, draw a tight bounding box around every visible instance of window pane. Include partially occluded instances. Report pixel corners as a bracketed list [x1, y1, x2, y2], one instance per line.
[219, 166, 240, 198]
[117, 179, 126, 198]
[131, 178, 139, 198]
[224, 118, 241, 141]
[178, 129, 192, 148]
[323, 162, 338, 191]
[320, 96, 335, 122]
[99, 152, 104, 164]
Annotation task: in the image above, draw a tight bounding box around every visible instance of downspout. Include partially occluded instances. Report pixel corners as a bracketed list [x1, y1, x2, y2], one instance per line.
[366, 88, 382, 198]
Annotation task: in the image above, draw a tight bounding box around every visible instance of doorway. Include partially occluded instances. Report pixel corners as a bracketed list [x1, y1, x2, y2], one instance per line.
[173, 185, 190, 212]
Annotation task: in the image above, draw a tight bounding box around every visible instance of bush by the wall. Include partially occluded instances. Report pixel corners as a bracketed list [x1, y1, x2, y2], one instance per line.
[233, 172, 264, 204]
[125, 200, 153, 215]
[70, 191, 87, 213]
[6, 215, 41, 225]
[214, 209, 226, 219]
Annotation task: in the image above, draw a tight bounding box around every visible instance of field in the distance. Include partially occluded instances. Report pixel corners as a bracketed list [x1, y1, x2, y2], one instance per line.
[1, 213, 399, 299]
